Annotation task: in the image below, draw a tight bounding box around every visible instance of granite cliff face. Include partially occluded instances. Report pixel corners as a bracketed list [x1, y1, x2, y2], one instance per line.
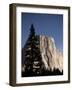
[40, 35, 63, 73]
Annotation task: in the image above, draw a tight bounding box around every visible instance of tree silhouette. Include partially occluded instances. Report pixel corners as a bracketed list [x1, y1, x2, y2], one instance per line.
[22, 24, 43, 77]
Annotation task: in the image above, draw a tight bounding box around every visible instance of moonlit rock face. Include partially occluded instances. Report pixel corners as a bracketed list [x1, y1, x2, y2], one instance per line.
[40, 35, 63, 72]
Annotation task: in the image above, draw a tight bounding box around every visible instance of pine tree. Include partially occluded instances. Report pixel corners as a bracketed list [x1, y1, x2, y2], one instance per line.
[22, 24, 43, 77]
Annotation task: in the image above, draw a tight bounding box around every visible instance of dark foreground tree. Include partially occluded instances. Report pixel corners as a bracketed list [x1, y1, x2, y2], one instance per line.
[22, 24, 43, 77]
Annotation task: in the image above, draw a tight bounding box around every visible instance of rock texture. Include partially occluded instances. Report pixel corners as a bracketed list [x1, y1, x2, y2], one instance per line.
[40, 35, 63, 73]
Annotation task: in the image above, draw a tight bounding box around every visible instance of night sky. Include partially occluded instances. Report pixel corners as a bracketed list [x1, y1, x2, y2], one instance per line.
[21, 13, 63, 52]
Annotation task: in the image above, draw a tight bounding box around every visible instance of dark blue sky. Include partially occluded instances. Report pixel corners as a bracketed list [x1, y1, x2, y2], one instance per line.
[21, 13, 63, 52]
